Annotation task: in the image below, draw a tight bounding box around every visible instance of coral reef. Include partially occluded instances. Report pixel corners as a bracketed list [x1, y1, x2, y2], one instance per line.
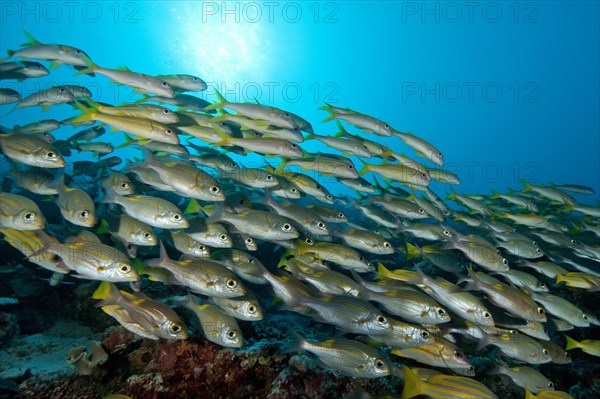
[66, 341, 109, 376]
[14, 325, 400, 399]
[0, 310, 19, 347]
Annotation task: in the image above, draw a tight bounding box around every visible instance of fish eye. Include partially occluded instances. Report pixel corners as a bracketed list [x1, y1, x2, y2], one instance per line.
[210, 186, 220, 194]
[59, 88, 65, 92]
[52, 254, 61, 262]
[120, 183, 129, 189]
[226, 279, 238, 288]
[46, 151, 57, 159]
[376, 315, 387, 325]
[246, 238, 253, 244]
[543, 328, 548, 333]
[248, 258, 255, 263]
[169, 323, 183, 334]
[421, 331, 430, 338]
[454, 351, 463, 358]
[483, 311, 491, 318]
[291, 144, 298, 148]
[418, 208, 425, 214]
[338, 213, 344, 218]
[437, 152, 442, 157]
[502, 259, 508, 265]
[469, 366, 475, 372]
[437, 308, 446, 315]
[548, 382, 554, 388]
[282, 223, 292, 231]
[305, 238, 314, 245]
[348, 165, 354, 169]
[384, 124, 389, 128]
[583, 315, 589, 321]
[248, 305, 257, 313]
[317, 221, 325, 229]
[542, 349, 549, 355]
[291, 188, 297, 193]
[166, 129, 173, 134]
[537, 307, 545, 315]
[161, 82, 168, 86]
[227, 330, 237, 339]
[326, 195, 333, 200]
[383, 242, 391, 248]
[119, 264, 132, 274]
[199, 245, 206, 251]
[443, 230, 450, 235]
[219, 234, 228, 241]
[358, 256, 365, 261]
[284, 112, 290, 117]
[375, 359, 386, 369]
[172, 213, 182, 221]
[536, 248, 541, 253]
[540, 283, 546, 288]
[570, 239, 576, 243]
[496, 249, 501, 254]
[24, 212, 34, 220]
[509, 330, 517, 333]
[316, 184, 322, 189]
[163, 109, 170, 114]
[75, 50, 82, 54]
[143, 232, 152, 239]
[80, 210, 88, 218]
[532, 241, 538, 246]
[266, 175, 273, 181]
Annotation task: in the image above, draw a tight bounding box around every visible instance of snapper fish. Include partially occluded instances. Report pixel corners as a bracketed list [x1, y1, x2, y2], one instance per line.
[93, 282, 187, 340]
[284, 330, 391, 379]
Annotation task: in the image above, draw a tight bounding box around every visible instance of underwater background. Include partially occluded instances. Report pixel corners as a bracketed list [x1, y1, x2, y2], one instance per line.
[0, 1, 599, 399]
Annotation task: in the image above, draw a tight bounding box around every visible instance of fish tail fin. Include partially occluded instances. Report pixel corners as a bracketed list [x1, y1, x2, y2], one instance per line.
[564, 335, 580, 351]
[69, 100, 97, 124]
[490, 190, 501, 199]
[281, 328, 306, 353]
[358, 163, 371, 176]
[274, 160, 288, 174]
[556, 274, 565, 284]
[376, 262, 391, 280]
[203, 203, 220, 221]
[321, 114, 336, 123]
[73, 53, 97, 76]
[116, 133, 137, 149]
[204, 88, 227, 111]
[144, 241, 174, 271]
[405, 242, 421, 261]
[520, 179, 534, 192]
[92, 281, 123, 306]
[401, 366, 426, 399]
[100, 187, 119, 204]
[96, 219, 111, 235]
[184, 198, 201, 215]
[211, 128, 233, 148]
[21, 30, 42, 47]
[332, 120, 349, 138]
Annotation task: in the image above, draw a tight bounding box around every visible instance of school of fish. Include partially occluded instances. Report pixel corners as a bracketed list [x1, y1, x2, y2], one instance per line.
[1, 32, 599, 399]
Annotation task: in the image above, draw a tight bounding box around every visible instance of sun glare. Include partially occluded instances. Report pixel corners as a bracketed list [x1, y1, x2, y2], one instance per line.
[169, 4, 268, 87]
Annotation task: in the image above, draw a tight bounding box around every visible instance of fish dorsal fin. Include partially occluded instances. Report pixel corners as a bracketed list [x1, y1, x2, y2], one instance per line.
[21, 30, 43, 47]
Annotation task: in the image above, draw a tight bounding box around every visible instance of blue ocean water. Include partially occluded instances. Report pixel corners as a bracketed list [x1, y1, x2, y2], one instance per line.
[1, 1, 598, 201]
